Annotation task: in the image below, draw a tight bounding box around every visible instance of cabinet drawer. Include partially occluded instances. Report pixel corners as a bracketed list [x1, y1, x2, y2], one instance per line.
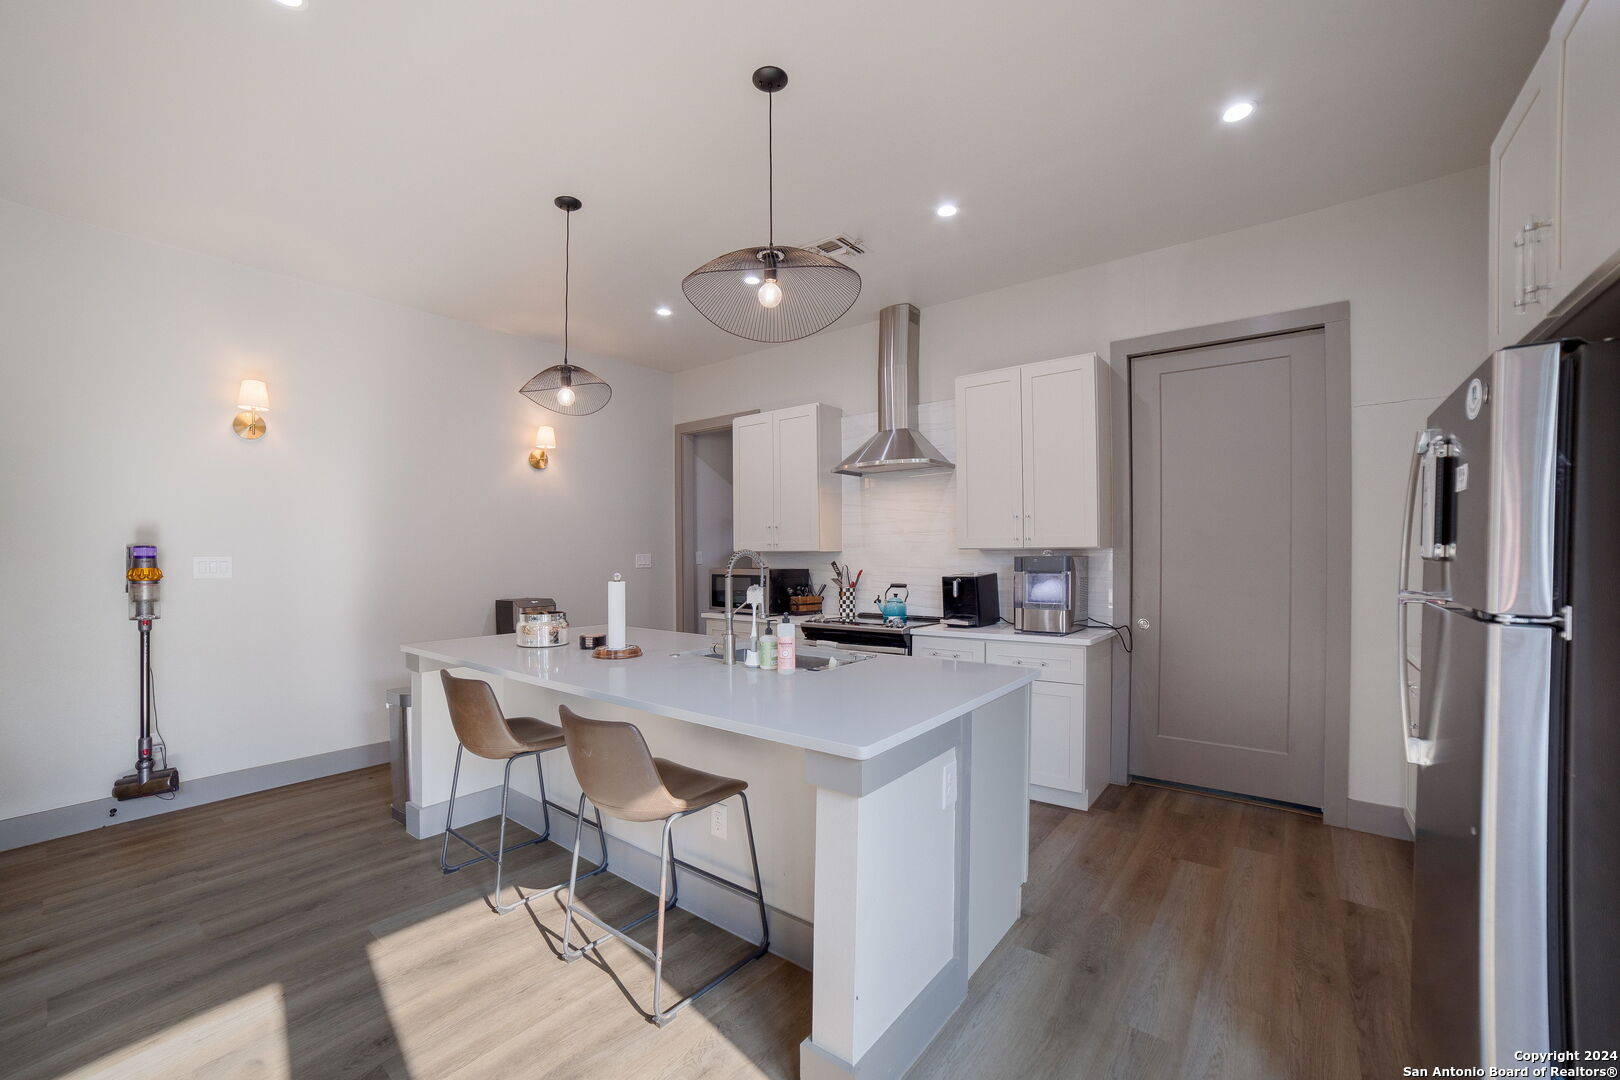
[914, 640, 987, 663]
[985, 641, 1085, 684]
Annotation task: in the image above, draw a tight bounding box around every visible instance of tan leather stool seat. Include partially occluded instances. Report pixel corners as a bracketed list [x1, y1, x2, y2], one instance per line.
[502, 717, 565, 754]
[649, 758, 748, 816]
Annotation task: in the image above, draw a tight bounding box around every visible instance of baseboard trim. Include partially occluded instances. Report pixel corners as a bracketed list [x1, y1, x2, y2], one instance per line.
[0, 742, 391, 853]
[1347, 797, 1414, 841]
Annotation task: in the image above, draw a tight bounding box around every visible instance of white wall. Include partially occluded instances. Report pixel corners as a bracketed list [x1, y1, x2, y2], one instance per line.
[0, 198, 675, 822]
[675, 167, 1489, 810]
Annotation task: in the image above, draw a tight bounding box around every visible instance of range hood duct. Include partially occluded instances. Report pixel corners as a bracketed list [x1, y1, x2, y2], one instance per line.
[834, 303, 954, 476]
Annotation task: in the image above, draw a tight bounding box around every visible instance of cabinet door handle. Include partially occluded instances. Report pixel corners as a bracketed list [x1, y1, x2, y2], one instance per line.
[1514, 218, 1556, 310]
[1013, 658, 1048, 668]
[1013, 512, 1021, 544]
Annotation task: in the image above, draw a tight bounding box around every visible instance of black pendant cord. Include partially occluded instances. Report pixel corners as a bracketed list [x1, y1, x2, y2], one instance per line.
[766, 91, 774, 258]
[562, 207, 571, 366]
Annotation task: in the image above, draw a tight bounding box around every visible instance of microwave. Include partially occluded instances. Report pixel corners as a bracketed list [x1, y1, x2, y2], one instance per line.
[709, 567, 809, 616]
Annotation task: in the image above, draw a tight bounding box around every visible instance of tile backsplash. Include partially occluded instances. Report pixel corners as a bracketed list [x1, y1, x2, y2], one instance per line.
[777, 400, 1114, 624]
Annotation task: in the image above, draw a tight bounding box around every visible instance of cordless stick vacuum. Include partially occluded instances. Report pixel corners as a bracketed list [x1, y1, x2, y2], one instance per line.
[113, 544, 180, 800]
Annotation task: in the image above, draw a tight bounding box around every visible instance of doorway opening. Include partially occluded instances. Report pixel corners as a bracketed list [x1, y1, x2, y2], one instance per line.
[674, 413, 755, 633]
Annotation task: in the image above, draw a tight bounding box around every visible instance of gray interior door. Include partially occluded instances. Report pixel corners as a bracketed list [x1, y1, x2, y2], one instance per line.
[1130, 329, 1328, 807]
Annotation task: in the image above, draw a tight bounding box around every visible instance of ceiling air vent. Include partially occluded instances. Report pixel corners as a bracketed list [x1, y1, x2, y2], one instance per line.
[807, 235, 866, 258]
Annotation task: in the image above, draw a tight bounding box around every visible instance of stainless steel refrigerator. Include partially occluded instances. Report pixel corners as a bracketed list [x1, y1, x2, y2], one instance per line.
[1401, 337, 1619, 1066]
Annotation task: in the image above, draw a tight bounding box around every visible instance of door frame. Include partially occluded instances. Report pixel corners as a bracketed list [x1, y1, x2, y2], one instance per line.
[1107, 302, 1351, 826]
[673, 411, 758, 633]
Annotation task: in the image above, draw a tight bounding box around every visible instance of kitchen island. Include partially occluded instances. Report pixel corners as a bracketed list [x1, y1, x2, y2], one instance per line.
[401, 625, 1035, 1080]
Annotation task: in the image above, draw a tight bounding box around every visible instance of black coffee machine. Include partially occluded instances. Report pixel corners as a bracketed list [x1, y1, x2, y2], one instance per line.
[942, 572, 999, 627]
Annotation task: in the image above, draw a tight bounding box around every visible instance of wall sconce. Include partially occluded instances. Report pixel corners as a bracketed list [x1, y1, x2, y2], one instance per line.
[233, 379, 270, 440]
[529, 425, 556, 469]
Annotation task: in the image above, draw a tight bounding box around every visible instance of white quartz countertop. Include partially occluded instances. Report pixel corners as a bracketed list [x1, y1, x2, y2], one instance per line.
[909, 623, 1115, 646]
[401, 626, 1036, 761]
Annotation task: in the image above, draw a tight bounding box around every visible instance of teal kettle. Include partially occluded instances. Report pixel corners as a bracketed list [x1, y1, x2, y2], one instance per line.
[876, 584, 909, 624]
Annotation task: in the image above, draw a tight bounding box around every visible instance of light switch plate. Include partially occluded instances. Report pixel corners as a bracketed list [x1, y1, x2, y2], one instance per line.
[635, 553, 652, 568]
[193, 556, 233, 579]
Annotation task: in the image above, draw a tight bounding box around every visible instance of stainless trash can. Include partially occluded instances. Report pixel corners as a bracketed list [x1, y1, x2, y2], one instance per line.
[386, 687, 412, 825]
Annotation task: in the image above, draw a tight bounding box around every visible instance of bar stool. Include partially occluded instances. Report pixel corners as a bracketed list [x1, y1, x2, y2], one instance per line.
[439, 670, 608, 914]
[555, 704, 769, 1026]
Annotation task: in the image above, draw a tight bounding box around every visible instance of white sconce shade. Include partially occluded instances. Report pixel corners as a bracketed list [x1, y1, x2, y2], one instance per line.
[535, 425, 557, 449]
[236, 379, 271, 411]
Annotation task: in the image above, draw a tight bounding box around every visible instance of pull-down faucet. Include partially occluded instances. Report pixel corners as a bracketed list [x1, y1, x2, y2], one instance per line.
[722, 549, 769, 666]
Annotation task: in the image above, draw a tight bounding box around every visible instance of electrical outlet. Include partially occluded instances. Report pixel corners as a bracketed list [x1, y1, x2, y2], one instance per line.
[193, 556, 232, 579]
[635, 553, 652, 568]
[942, 759, 958, 810]
[710, 803, 728, 840]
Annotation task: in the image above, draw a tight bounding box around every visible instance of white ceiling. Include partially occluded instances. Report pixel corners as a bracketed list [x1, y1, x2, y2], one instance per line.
[0, 0, 1559, 372]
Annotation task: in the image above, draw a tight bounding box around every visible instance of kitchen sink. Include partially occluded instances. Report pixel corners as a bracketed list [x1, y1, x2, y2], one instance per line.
[674, 645, 875, 670]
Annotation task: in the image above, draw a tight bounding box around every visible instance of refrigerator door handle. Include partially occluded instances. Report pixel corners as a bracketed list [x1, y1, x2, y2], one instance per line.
[1398, 435, 1443, 767]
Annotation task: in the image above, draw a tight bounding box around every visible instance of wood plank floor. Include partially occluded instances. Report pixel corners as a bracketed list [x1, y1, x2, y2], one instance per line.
[0, 767, 1414, 1079]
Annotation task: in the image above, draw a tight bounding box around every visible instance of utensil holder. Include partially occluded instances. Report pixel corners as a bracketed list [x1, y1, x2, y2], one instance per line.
[789, 595, 824, 616]
[837, 587, 856, 621]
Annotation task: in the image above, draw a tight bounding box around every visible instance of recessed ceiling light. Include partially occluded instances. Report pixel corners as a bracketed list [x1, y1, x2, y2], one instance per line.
[936, 203, 959, 218]
[742, 273, 762, 286]
[1222, 101, 1255, 123]
[655, 306, 673, 317]
[274, 0, 307, 7]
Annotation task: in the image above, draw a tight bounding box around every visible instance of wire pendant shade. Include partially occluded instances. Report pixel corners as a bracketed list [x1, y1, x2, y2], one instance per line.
[520, 363, 612, 415]
[682, 246, 860, 343]
[520, 195, 611, 416]
[684, 66, 860, 343]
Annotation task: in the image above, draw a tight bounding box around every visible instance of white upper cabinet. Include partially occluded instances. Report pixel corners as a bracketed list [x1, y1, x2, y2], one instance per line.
[1489, 0, 1620, 348]
[955, 368, 1025, 548]
[1489, 48, 1561, 350]
[731, 412, 776, 551]
[1552, 0, 1620, 314]
[732, 403, 843, 552]
[1021, 355, 1110, 549]
[955, 354, 1111, 550]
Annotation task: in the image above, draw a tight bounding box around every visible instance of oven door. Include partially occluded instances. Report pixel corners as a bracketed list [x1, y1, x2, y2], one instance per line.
[801, 626, 911, 655]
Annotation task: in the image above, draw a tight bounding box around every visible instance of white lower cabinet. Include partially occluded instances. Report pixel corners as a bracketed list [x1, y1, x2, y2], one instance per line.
[915, 633, 1113, 810]
[1027, 680, 1085, 792]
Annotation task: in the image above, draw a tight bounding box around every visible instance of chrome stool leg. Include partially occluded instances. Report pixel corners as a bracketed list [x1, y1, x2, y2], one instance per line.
[560, 792, 770, 1026]
[439, 745, 609, 914]
[440, 746, 549, 877]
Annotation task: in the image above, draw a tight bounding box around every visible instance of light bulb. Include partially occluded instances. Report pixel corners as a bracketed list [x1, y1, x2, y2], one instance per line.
[757, 277, 783, 309]
[1222, 101, 1255, 123]
[556, 386, 577, 407]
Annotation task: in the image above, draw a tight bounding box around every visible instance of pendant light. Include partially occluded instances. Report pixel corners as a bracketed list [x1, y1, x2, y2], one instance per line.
[682, 67, 861, 343]
[520, 196, 612, 415]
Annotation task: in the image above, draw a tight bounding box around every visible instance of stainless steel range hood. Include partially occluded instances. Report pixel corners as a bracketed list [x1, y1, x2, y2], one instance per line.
[834, 303, 954, 476]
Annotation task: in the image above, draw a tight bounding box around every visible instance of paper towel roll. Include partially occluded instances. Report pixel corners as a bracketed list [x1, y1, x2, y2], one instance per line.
[607, 573, 626, 650]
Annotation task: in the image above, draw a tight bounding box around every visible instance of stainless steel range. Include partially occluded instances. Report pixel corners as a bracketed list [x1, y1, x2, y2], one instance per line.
[799, 613, 942, 655]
